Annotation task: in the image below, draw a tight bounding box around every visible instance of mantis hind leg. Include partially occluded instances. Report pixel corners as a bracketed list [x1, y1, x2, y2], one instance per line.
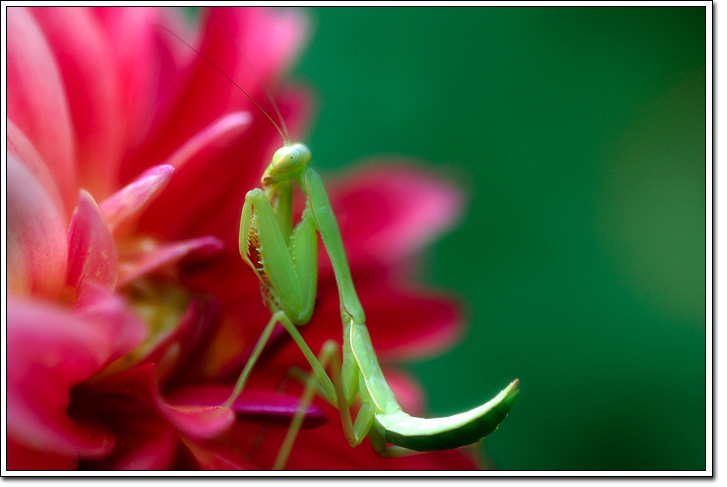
[273, 340, 352, 470]
[272, 315, 365, 446]
[274, 339, 380, 469]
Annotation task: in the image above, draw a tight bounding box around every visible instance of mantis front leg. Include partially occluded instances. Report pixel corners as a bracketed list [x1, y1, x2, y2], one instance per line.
[227, 188, 331, 407]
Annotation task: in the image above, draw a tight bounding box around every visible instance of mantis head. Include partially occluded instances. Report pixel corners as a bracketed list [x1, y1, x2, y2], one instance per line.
[262, 142, 312, 187]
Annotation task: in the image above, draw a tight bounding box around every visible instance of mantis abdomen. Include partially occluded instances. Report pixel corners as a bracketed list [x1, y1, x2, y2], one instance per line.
[351, 317, 520, 452]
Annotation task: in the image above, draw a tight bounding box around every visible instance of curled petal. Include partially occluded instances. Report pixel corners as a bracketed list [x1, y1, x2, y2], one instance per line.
[7, 7, 76, 214]
[95, 365, 234, 441]
[67, 191, 118, 296]
[100, 164, 175, 233]
[163, 111, 252, 170]
[126, 298, 219, 385]
[7, 298, 117, 458]
[137, 300, 217, 382]
[162, 403, 234, 442]
[168, 385, 327, 429]
[189, 286, 273, 381]
[7, 155, 68, 299]
[117, 236, 224, 287]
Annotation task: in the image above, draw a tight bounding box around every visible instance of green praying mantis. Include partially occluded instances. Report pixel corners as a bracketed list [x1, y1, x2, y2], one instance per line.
[160, 23, 519, 469]
[228, 141, 520, 468]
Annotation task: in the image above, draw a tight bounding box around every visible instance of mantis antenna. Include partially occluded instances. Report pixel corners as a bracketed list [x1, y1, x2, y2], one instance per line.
[156, 24, 290, 146]
[232, 39, 291, 144]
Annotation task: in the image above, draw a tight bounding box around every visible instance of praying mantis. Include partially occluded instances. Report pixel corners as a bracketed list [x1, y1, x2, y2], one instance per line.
[228, 140, 520, 468]
[160, 21, 519, 469]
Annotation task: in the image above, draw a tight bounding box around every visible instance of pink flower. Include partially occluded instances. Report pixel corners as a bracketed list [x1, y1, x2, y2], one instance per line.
[7, 6, 476, 470]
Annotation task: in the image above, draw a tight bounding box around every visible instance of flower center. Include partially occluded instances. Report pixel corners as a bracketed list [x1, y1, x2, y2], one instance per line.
[94, 235, 195, 380]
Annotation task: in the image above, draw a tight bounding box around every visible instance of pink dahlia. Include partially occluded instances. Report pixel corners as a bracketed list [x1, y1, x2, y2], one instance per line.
[6, 6, 477, 470]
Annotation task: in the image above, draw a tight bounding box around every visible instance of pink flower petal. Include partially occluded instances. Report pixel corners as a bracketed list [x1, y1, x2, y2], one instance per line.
[91, 7, 182, 152]
[66, 190, 118, 296]
[326, 161, 464, 268]
[181, 437, 257, 470]
[7, 298, 117, 458]
[185, 278, 275, 381]
[100, 164, 175, 233]
[123, 111, 252, 181]
[6, 437, 78, 471]
[7, 155, 68, 299]
[7, 7, 77, 215]
[168, 384, 327, 429]
[92, 6, 200, 159]
[95, 364, 235, 441]
[7, 119, 66, 219]
[117, 236, 224, 287]
[195, 7, 309, 129]
[162, 403, 234, 442]
[162, 111, 252, 170]
[109, 429, 179, 470]
[29, 7, 123, 200]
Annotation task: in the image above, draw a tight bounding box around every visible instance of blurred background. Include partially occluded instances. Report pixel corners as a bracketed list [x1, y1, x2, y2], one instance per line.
[289, 7, 707, 471]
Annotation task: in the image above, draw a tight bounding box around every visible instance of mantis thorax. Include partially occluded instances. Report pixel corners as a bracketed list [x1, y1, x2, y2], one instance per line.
[262, 142, 311, 187]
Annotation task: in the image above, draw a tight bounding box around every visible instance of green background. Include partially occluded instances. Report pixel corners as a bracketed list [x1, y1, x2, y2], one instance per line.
[290, 7, 707, 471]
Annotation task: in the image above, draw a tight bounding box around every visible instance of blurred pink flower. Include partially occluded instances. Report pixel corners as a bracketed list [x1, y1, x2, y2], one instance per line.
[6, 6, 475, 470]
